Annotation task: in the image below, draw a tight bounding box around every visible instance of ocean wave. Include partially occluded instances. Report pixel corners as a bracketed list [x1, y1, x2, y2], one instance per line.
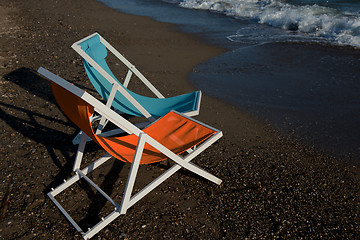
[176, 0, 360, 47]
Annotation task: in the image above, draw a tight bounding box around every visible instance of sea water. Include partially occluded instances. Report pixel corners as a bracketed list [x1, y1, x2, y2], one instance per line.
[98, 0, 360, 161]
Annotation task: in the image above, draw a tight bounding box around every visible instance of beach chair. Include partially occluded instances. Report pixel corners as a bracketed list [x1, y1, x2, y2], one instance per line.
[71, 32, 202, 143]
[38, 67, 222, 239]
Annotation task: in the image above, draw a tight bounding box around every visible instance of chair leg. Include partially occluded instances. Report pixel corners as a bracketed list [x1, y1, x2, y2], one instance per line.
[72, 130, 84, 145]
[125, 132, 223, 210]
[48, 152, 120, 239]
[47, 153, 114, 239]
[119, 133, 147, 214]
[48, 134, 149, 239]
[95, 116, 108, 135]
[73, 133, 88, 171]
[93, 81, 117, 136]
[82, 210, 121, 239]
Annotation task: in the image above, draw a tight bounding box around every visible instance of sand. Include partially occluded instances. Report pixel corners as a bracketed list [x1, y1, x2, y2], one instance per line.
[0, 0, 359, 239]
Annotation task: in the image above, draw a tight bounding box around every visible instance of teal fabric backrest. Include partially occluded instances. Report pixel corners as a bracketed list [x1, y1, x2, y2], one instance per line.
[79, 35, 199, 118]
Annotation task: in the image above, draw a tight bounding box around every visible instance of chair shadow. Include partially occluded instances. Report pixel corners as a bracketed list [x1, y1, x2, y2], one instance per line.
[2, 67, 76, 191]
[1, 67, 125, 228]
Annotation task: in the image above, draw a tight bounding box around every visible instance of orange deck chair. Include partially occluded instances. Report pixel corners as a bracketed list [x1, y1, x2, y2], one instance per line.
[38, 67, 222, 239]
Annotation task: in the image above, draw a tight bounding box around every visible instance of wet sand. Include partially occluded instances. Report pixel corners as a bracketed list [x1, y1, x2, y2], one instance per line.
[191, 41, 360, 161]
[0, 0, 359, 239]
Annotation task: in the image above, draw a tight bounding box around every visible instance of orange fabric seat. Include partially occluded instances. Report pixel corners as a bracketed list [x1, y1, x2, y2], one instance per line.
[51, 82, 216, 164]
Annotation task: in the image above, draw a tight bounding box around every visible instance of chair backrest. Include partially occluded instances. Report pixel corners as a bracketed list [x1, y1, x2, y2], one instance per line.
[76, 34, 200, 118]
[40, 68, 216, 164]
[78, 35, 144, 115]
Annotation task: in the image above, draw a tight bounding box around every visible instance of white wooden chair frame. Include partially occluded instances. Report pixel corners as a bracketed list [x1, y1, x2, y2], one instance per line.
[71, 32, 201, 145]
[38, 67, 222, 239]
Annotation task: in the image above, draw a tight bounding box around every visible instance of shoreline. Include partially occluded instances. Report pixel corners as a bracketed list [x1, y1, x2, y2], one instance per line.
[0, 0, 359, 239]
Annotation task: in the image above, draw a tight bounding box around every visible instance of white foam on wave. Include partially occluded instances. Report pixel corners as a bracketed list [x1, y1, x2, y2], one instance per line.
[177, 0, 360, 47]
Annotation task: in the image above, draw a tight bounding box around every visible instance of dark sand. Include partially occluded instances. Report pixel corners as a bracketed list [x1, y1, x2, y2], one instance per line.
[0, 0, 359, 239]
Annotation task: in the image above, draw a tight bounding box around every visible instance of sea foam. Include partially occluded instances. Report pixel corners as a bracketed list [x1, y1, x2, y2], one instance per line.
[176, 0, 360, 47]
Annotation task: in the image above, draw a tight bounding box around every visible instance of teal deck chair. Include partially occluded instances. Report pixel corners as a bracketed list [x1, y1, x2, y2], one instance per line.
[72, 33, 201, 124]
